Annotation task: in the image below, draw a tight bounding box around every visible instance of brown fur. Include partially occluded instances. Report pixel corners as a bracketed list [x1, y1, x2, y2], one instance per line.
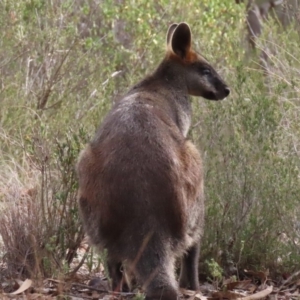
[77, 22, 229, 300]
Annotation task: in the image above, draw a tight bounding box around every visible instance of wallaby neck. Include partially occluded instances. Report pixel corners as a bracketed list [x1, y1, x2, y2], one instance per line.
[128, 59, 192, 137]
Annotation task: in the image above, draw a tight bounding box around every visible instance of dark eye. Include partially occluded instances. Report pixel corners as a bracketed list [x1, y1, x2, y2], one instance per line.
[202, 69, 211, 76]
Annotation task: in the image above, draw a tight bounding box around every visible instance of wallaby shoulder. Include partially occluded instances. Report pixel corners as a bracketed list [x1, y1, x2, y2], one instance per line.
[98, 59, 193, 139]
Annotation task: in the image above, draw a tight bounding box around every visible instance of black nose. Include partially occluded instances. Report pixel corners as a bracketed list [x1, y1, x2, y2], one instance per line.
[224, 87, 230, 97]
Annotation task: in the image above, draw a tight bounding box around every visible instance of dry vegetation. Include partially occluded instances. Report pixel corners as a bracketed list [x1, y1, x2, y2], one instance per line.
[1, 0, 300, 299]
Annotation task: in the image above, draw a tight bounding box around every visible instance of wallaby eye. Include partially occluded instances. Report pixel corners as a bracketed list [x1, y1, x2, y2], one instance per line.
[202, 69, 211, 76]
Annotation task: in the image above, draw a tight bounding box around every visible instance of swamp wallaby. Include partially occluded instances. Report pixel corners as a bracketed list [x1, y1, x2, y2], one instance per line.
[77, 22, 230, 300]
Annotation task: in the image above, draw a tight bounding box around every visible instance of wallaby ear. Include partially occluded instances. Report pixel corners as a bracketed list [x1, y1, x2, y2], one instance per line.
[166, 23, 178, 45]
[170, 22, 192, 59]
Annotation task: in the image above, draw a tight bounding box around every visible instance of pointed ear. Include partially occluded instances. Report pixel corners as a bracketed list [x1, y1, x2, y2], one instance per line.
[170, 22, 192, 59]
[166, 23, 178, 45]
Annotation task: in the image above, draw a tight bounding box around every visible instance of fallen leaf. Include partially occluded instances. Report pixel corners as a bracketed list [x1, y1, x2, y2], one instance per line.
[212, 290, 247, 299]
[225, 280, 253, 291]
[223, 277, 237, 286]
[181, 289, 209, 300]
[193, 293, 209, 300]
[244, 269, 269, 284]
[9, 279, 32, 295]
[28, 294, 47, 299]
[235, 285, 273, 300]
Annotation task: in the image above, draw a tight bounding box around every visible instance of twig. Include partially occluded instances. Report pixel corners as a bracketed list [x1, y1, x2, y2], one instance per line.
[64, 293, 94, 299]
[68, 246, 90, 276]
[279, 270, 300, 290]
[72, 282, 137, 296]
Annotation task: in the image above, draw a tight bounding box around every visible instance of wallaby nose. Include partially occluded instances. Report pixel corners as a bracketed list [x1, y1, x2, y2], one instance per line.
[224, 87, 230, 97]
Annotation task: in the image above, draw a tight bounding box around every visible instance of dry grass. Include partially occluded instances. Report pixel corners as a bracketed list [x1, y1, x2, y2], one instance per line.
[0, 135, 84, 278]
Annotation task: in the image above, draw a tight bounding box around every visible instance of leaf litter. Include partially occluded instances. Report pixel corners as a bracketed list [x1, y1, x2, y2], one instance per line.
[1, 268, 300, 300]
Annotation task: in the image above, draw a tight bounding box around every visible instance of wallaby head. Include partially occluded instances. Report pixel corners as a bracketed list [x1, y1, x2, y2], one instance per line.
[164, 22, 230, 100]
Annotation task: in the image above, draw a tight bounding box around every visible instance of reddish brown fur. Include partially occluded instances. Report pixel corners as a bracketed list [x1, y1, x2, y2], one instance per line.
[167, 50, 201, 64]
[77, 23, 229, 300]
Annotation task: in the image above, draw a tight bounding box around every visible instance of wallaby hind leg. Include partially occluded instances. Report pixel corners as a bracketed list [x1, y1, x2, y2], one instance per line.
[145, 287, 178, 300]
[141, 267, 178, 300]
[179, 243, 200, 291]
[107, 258, 130, 293]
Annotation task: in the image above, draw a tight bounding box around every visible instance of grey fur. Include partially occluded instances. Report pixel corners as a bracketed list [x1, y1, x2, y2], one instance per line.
[77, 22, 229, 300]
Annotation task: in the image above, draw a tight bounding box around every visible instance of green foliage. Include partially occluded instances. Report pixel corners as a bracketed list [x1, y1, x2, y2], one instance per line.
[0, 0, 300, 279]
[205, 259, 223, 281]
[133, 293, 146, 300]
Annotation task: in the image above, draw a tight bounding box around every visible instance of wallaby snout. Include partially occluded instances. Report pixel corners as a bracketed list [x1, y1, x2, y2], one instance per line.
[186, 63, 230, 100]
[77, 22, 229, 300]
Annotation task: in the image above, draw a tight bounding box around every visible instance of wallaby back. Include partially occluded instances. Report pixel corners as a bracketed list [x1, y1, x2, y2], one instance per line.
[77, 22, 229, 300]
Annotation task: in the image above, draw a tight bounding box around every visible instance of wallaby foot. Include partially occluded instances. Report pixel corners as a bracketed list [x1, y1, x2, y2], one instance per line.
[145, 287, 179, 300]
[179, 243, 200, 291]
[107, 258, 130, 293]
[132, 244, 179, 300]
